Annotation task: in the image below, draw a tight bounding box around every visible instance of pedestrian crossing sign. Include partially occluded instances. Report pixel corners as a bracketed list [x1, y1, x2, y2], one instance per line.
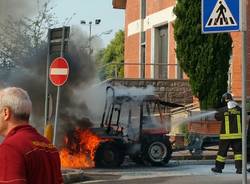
[202, 0, 240, 33]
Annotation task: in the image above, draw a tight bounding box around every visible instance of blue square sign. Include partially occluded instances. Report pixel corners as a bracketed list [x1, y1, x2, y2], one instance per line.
[202, 0, 240, 33]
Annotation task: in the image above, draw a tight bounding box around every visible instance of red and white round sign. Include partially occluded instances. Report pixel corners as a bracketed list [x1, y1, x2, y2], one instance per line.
[49, 57, 69, 87]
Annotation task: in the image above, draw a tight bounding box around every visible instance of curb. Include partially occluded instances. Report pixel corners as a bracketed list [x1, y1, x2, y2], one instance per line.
[170, 159, 235, 166]
[62, 169, 89, 184]
[172, 155, 234, 160]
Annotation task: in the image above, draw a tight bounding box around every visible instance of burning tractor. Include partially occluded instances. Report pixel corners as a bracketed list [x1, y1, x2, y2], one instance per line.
[61, 86, 183, 168]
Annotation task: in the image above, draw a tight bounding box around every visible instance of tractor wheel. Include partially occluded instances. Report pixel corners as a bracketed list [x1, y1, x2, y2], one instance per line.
[144, 140, 172, 166]
[94, 142, 124, 168]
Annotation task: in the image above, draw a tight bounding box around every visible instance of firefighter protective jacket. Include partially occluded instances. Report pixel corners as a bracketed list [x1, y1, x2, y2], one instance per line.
[0, 124, 63, 184]
[215, 105, 242, 139]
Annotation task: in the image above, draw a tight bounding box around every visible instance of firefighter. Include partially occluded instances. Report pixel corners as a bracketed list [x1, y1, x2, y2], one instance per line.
[211, 92, 242, 174]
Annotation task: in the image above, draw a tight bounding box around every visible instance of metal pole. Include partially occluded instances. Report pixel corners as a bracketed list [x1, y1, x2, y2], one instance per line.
[241, 0, 247, 182]
[53, 26, 65, 145]
[115, 64, 118, 78]
[139, 0, 143, 78]
[89, 21, 92, 56]
[242, 30, 247, 184]
[53, 86, 60, 145]
[44, 29, 51, 130]
[60, 27, 65, 57]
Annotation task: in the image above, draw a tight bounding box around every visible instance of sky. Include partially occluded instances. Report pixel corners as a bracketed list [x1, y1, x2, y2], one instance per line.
[52, 0, 125, 47]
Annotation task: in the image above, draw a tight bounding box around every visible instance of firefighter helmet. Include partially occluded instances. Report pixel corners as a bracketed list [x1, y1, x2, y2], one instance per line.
[221, 92, 233, 103]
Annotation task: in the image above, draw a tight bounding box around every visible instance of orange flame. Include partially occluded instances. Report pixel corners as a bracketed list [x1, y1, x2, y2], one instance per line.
[60, 129, 103, 168]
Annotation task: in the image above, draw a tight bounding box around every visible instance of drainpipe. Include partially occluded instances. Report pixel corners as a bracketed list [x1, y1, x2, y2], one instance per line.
[139, 0, 144, 78]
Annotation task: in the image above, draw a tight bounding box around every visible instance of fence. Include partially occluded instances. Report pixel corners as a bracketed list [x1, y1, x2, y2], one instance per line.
[97, 62, 183, 80]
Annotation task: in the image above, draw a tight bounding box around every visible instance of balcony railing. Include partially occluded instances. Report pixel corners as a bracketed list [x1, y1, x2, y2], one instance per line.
[97, 62, 184, 80]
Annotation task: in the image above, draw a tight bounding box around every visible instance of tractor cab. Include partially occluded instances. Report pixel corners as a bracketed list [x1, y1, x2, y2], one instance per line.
[100, 86, 173, 141]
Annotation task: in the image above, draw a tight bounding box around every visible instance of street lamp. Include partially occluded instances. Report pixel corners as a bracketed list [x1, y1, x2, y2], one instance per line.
[80, 19, 101, 55]
[98, 29, 113, 37]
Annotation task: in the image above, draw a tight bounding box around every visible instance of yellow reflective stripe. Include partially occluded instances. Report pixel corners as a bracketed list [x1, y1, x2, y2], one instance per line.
[220, 133, 242, 139]
[224, 116, 230, 134]
[216, 155, 226, 162]
[234, 154, 242, 161]
[228, 109, 240, 114]
[237, 115, 241, 134]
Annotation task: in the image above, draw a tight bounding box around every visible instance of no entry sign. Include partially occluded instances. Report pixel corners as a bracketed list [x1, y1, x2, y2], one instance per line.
[49, 57, 69, 86]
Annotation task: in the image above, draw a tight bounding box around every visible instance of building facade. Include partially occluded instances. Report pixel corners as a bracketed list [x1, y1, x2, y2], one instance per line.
[113, 0, 250, 99]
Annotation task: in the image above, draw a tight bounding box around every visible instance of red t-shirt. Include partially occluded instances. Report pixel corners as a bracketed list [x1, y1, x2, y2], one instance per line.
[0, 124, 63, 184]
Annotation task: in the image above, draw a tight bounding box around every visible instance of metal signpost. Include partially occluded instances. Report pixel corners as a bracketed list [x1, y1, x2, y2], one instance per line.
[44, 26, 70, 145]
[49, 57, 69, 145]
[49, 57, 69, 87]
[241, 0, 247, 183]
[202, 0, 240, 33]
[202, 0, 247, 183]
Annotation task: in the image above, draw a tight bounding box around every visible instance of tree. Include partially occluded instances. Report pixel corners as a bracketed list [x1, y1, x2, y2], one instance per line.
[0, 0, 57, 64]
[96, 30, 124, 80]
[173, 0, 232, 109]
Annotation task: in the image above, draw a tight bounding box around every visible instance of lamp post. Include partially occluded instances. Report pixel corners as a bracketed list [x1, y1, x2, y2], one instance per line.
[98, 29, 113, 37]
[80, 19, 101, 56]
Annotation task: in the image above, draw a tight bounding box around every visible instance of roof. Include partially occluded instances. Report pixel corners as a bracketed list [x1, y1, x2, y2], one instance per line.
[112, 0, 127, 9]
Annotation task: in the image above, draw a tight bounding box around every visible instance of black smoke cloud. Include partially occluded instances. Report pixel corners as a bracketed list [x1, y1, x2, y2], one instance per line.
[0, 1, 103, 145]
[0, 26, 98, 145]
[0, 0, 46, 22]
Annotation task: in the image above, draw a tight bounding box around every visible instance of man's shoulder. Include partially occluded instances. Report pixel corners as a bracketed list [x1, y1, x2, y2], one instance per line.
[0, 142, 22, 159]
[236, 105, 242, 111]
[0, 143, 15, 150]
[5, 125, 44, 141]
[3, 125, 52, 154]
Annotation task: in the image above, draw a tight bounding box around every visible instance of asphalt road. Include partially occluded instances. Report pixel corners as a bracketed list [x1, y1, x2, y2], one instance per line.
[70, 161, 250, 184]
[77, 175, 250, 184]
